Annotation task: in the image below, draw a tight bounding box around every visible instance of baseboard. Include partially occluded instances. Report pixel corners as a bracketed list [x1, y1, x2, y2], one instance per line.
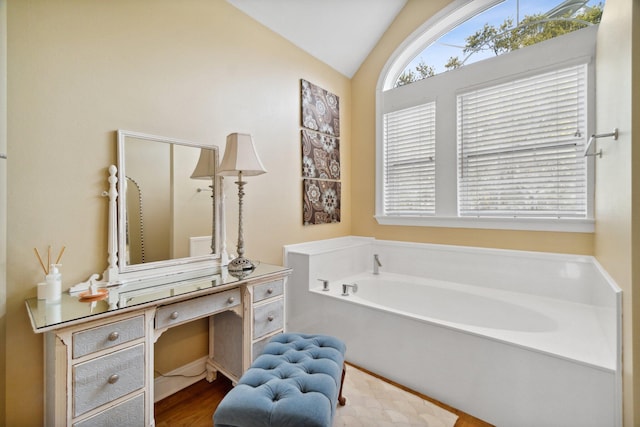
[154, 356, 209, 402]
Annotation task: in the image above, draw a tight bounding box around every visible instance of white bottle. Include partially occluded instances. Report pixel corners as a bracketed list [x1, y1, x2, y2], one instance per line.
[45, 264, 62, 303]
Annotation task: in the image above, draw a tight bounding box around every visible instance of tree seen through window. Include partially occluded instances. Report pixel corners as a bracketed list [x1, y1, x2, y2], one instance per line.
[396, 0, 603, 87]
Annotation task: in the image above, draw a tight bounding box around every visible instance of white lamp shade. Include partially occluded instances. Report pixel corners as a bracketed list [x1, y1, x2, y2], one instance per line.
[218, 133, 267, 177]
[190, 148, 217, 180]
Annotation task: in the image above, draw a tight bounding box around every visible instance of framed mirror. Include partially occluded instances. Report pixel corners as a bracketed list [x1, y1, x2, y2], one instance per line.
[111, 130, 222, 282]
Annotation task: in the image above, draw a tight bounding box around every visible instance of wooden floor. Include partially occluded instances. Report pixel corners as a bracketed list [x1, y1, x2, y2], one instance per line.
[154, 367, 493, 427]
[154, 376, 233, 427]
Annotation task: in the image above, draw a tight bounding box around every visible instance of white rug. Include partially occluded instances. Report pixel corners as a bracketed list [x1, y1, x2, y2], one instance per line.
[334, 365, 459, 427]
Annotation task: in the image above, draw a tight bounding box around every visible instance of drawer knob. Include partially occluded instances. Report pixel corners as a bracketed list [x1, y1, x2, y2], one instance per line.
[267, 288, 274, 294]
[267, 315, 274, 322]
[169, 311, 179, 320]
[107, 331, 119, 341]
[227, 297, 235, 304]
[107, 374, 119, 384]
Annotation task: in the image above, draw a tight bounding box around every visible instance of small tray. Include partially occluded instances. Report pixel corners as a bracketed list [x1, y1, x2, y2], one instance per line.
[79, 288, 108, 301]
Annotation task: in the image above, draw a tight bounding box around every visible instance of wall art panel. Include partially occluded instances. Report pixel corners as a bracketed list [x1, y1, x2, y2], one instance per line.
[300, 79, 340, 137]
[303, 179, 341, 225]
[301, 129, 340, 180]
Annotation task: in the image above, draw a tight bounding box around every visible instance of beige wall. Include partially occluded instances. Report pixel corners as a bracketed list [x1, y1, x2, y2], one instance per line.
[5, 1, 350, 425]
[0, 0, 6, 423]
[593, 0, 640, 425]
[633, 1, 640, 422]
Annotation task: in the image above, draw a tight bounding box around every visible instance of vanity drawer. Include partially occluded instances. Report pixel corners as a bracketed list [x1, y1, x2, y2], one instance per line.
[73, 392, 144, 427]
[253, 298, 283, 339]
[73, 344, 145, 417]
[156, 288, 240, 330]
[73, 316, 145, 359]
[252, 280, 284, 303]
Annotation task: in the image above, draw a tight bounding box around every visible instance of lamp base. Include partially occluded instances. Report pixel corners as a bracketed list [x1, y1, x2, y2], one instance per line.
[227, 256, 256, 273]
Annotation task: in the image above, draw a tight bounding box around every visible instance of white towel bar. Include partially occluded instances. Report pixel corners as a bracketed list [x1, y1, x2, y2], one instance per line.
[584, 128, 618, 157]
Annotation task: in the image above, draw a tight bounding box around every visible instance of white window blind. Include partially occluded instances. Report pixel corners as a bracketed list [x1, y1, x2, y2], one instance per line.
[383, 102, 436, 215]
[457, 64, 587, 218]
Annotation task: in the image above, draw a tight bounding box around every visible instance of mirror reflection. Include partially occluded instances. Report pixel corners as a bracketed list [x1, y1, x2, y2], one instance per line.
[117, 130, 220, 275]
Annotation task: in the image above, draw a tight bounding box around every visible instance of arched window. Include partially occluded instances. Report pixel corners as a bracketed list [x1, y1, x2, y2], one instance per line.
[376, 0, 602, 232]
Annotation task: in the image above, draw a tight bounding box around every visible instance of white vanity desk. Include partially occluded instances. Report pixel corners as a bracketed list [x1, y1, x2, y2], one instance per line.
[26, 263, 291, 427]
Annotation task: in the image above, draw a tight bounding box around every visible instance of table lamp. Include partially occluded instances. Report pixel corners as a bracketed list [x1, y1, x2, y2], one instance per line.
[217, 133, 267, 272]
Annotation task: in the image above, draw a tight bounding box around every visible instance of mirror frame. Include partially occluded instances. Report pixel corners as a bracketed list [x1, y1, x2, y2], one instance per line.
[108, 130, 222, 283]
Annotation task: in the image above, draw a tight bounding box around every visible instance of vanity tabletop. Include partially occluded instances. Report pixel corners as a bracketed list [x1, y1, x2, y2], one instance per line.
[26, 262, 291, 333]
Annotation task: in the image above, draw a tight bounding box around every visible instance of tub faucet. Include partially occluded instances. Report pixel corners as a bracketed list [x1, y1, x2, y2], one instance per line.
[317, 278, 330, 291]
[373, 254, 382, 275]
[341, 283, 358, 296]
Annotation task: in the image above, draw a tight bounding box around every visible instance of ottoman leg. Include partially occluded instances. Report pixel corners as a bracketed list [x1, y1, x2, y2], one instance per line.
[338, 363, 347, 406]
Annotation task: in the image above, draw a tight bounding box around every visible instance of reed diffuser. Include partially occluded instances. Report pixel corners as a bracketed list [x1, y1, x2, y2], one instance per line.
[34, 245, 66, 303]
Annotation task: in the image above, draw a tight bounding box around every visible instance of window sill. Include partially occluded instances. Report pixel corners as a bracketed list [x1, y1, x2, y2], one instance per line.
[374, 215, 595, 233]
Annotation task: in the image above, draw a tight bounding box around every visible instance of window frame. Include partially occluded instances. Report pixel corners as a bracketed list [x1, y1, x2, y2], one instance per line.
[375, 11, 597, 233]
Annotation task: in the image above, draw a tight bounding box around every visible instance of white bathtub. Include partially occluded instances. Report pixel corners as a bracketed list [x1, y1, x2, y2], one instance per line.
[284, 237, 621, 427]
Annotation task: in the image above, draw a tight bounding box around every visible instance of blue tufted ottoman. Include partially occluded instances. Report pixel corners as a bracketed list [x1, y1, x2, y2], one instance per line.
[213, 333, 347, 427]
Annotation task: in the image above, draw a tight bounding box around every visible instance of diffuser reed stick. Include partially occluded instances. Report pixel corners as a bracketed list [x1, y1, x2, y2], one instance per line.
[33, 248, 47, 275]
[55, 246, 66, 264]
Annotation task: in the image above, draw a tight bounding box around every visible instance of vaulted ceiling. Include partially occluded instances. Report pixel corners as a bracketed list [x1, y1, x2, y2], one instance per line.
[226, 0, 408, 77]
